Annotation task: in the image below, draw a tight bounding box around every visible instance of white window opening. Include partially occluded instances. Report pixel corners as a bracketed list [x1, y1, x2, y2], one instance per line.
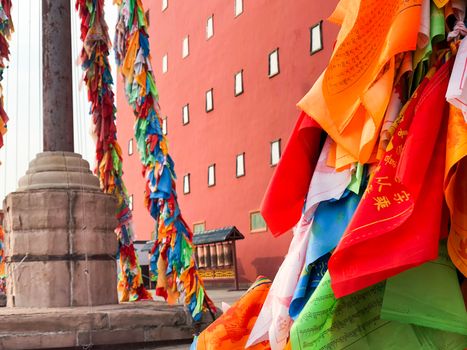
[206, 15, 214, 39]
[271, 139, 281, 166]
[236, 153, 245, 177]
[183, 174, 190, 194]
[162, 117, 167, 135]
[208, 164, 216, 187]
[235, 0, 243, 17]
[128, 195, 134, 210]
[182, 36, 189, 58]
[206, 89, 214, 112]
[182, 104, 189, 125]
[310, 21, 323, 55]
[162, 53, 168, 73]
[234, 70, 243, 96]
[268, 49, 279, 77]
[128, 138, 134, 155]
[162, 0, 168, 11]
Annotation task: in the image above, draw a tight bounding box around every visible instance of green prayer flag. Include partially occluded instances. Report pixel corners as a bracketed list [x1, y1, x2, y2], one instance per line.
[381, 242, 467, 335]
[348, 163, 364, 195]
[290, 272, 467, 349]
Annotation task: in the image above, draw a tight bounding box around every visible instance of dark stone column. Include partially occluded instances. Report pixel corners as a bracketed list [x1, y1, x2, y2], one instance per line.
[42, 0, 74, 152]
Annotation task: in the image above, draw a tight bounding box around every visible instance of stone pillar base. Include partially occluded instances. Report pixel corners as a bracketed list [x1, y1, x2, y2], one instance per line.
[0, 301, 198, 349]
[3, 152, 118, 308]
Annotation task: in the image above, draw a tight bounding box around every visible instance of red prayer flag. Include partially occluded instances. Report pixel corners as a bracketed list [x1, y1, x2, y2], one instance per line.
[329, 60, 452, 298]
[260, 111, 322, 236]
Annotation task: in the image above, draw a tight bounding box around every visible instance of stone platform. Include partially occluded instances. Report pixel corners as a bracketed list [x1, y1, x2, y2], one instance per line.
[0, 301, 199, 349]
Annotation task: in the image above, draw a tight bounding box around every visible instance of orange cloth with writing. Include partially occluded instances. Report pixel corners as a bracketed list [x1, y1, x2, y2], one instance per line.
[329, 60, 451, 297]
[196, 277, 271, 350]
[445, 105, 467, 277]
[298, 0, 422, 169]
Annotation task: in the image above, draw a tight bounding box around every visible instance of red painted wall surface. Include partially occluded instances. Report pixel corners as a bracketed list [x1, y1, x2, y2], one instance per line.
[117, 0, 339, 283]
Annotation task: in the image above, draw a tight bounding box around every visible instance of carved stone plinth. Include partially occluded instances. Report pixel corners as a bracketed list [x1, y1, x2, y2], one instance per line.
[3, 152, 118, 307]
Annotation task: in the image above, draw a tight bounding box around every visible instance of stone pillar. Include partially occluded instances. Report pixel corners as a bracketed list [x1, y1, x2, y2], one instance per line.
[3, 152, 118, 307]
[42, 0, 74, 152]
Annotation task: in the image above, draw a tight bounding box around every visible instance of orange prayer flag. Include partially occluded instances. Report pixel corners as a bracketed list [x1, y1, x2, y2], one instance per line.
[445, 104, 467, 276]
[196, 277, 272, 350]
[298, 0, 422, 168]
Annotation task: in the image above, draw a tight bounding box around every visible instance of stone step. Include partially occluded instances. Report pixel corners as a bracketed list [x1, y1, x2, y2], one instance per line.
[0, 301, 199, 350]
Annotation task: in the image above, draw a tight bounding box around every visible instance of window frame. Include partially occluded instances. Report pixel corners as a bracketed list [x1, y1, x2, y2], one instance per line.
[234, 0, 243, 17]
[128, 194, 134, 211]
[234, 70, 244, 96]
[128, 138, 134, 156]
[236, 152, 245, 178]
[310, 21, 324, 55]
[270, 139, 281, 166]
[183, 173, 191, 194]
[162, 53, 168, 73]
[207, 164, 216, 187]
[162, 117, 168, 135]
[205, 89, 214, 113]
[193, 221, 206, 235]
[182, 35, 190, 58]
[182, 104, 190, 125]
[249, 210, 267, 233]
[206, 15, 214, 39]
[268, 48, 280, 78]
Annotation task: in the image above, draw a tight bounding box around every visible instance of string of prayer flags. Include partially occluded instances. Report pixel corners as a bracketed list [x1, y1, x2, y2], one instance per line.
[242, 0, 467, 348]
[248, 138, 358, 350]
[329, 58, 452, 297]
[113, 0, 216, 320]
[0, 0, 13, 293]
[0, 0, 12, 149]
[246, 216, 312, 350]
[289, 187, 362, 319]
[75, 0, 152, 302]
[0, 225, 5, 293]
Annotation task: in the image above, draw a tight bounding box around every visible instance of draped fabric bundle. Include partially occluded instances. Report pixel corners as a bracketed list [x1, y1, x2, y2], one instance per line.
[0, 0, 12, 294]
[0, 225, 5, 293]
[75, 0, 151, 302]
[113, 0, 215, 320]
[0, 0, 12, 149]
[195, 277, 272, 350]
[194, 0, 467, 348]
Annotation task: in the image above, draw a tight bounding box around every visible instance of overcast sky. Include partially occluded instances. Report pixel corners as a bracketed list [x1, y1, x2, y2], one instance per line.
[0, 0, 118, 204]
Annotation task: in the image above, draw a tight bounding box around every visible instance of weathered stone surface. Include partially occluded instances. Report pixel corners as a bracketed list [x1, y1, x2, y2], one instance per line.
[144, 326, 194, 342]
[77, 328, 146, 346]
[4, 191, 117, 235]
[7, 261, 71, 308]
[73, 229, 118, 256]
[6, 229, 69, 256]
[3, 153, 119, 308]
[108, 308, 187, 329]
[0, 302, 195, 349]
[4, 191, 70, 231]
[72, 260, 118, 306]
[73, 191, 118, 238]
[0, 332, 76, 350]
[0, 312, 108, 333]
[18, 152, 100, 191]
